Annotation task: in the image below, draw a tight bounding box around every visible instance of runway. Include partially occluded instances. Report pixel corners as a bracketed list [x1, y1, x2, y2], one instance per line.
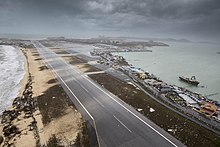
[33, 41, 185, 147]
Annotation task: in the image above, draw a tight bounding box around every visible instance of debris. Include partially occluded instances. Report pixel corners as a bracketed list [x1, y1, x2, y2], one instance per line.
[3, 125, 20, 137]
[168, 129, 174, 132]
[149, 108, 155, 113]
[137, 108, 143, 112]
[167, 128, 177, 134]
[0, 136, 3, 144]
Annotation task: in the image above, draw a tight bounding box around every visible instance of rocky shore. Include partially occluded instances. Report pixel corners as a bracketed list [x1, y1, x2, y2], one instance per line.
[0, 73, 39, 146]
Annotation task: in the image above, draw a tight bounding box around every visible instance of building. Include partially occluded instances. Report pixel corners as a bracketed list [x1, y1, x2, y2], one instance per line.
[178, 94, 198, 105]
[138, 72, 148, 80]
[200, 102, 218, 117]
[159, 86, 174, 93]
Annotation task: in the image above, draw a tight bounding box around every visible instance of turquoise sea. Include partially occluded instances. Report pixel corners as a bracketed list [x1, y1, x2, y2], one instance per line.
[115, 42, 220, 102]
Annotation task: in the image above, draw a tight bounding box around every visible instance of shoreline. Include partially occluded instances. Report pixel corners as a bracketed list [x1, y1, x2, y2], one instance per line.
[0, 45, 87, 146]
[0, 45, 27, 113]
[93, 49, 220, 109]
[0, 46, 38, 146]
[113, 44, 220, 102]
[18, 48, 29, 97]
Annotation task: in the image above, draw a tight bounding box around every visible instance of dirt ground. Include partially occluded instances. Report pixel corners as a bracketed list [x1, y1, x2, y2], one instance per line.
[63, 56, 87, 65]
[89, 73, 220, 147]
[54, 50, 70, 54]
[63, 56, 101, 73]
[75, 64, 101, 73]
[37, 83, 78, 124]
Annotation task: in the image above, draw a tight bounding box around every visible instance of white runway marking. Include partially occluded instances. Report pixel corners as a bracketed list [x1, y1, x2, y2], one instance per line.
[113, 115, 132, 133]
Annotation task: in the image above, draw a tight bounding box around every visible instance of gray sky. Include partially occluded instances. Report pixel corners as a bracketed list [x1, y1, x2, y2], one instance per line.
[0, 0, 220, 41]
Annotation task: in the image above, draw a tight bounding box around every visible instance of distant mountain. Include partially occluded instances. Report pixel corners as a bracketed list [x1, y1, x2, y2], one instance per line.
[100, 36, 192, 43]
[197, 41, 216, 44]
[165, 38, 192, 43]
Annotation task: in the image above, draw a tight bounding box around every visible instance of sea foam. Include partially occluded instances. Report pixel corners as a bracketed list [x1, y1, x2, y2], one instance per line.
[0, 45, 25, 113]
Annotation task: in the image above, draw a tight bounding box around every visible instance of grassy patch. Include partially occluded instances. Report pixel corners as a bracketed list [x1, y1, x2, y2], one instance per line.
[54, 51, 70, 54]
[75, 64, 101, 73]
[74, 121, 90, 147]
[68, 56, 87, 64]
[46, 135, 62, 147]
[37, 84, 74, 125]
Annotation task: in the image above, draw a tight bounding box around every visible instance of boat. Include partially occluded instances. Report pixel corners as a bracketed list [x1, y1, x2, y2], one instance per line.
[179, 76, 200, 86]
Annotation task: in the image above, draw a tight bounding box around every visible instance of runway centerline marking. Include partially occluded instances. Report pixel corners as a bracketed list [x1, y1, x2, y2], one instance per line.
[78, 83, 105, 108]
[113, 115, 132, 133]
[92, 97, 105, 108]
[79, 83, 89, 93]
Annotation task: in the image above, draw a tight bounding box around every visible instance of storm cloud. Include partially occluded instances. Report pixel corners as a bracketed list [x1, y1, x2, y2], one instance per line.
[0, 0, 220, 41]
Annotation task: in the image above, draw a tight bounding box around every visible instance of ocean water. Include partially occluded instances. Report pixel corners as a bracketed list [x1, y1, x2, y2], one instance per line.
[115, 42, 220, 102]
[0, 45, 25, 112]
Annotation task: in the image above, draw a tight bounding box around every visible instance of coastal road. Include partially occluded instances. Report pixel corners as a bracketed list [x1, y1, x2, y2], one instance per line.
[33, 41, 185, 147]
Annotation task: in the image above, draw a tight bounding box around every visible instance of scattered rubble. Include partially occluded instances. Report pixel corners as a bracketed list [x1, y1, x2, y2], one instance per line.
[149, 108, 155, 113]
[137, 108, 143, 112]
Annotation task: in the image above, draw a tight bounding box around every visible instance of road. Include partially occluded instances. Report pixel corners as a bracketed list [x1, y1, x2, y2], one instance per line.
[33, 41, 185, 147]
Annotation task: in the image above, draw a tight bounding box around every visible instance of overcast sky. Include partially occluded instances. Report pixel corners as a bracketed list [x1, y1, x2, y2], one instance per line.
[0, 0, 220, 41]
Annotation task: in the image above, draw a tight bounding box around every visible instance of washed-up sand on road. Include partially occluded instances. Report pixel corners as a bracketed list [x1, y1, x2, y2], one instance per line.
[27, 48, 84, 146]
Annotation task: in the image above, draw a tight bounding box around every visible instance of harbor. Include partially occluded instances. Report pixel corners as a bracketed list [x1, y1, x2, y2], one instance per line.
[115, 42, 220, 102]
[90, 47, 220, 134]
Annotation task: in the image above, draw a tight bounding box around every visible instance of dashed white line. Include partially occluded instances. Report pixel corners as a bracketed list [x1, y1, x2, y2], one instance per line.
[93, 97, 105, 108]
[79, 83, 105, 108]
[79, 83, 89, 93]
[113, 115, 132, 133]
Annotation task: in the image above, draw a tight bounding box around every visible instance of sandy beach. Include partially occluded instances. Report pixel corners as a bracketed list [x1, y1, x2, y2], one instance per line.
[18, 48, 29, 97]
[0, 47, 85, 146]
